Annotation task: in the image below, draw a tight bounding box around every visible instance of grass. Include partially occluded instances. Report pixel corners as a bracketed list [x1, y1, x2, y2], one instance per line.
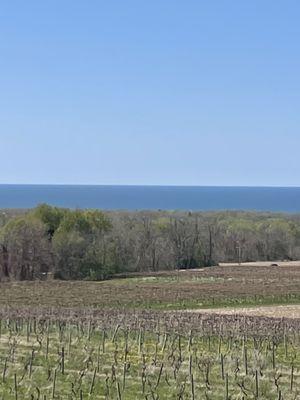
[146, 293, 300, 311]
[0, 316, 300, 399]
[2, 266, 300, 398]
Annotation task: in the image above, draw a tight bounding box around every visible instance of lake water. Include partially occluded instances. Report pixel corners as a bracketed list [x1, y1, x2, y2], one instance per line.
[0, 185, 299, 212]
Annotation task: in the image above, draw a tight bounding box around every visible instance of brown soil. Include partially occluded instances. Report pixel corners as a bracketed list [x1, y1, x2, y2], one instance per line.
[218, 261, 300, 267]
[191, 305, 300, 319]
[1, 264, 300, 309]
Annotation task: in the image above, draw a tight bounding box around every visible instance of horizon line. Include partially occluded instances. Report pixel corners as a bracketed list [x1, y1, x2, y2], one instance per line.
[0, 183, 300, 189]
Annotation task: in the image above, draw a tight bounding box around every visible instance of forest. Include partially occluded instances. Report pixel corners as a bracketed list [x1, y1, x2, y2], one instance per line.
[0, 204, 300, 281]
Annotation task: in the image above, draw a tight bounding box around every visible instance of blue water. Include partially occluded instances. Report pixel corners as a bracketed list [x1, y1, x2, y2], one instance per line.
[0, 185, 299, 212]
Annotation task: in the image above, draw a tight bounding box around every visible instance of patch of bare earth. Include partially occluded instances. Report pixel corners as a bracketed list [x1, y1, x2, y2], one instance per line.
[218, 261, 300, 267]
[193, 305, 300, 319]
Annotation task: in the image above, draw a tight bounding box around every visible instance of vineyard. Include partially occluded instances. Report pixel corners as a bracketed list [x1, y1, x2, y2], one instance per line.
[1, 266, 300, 398]
[1, 310, 300, 399]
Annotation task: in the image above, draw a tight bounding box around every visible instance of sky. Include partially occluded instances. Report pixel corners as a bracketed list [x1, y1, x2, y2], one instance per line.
[0, 1, 299, 186]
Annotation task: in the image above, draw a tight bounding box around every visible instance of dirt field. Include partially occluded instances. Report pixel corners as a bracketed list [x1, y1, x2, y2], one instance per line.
[218, 260, 300, 267]
[1, 264, 300, 310]
[194, 304, 300, 319]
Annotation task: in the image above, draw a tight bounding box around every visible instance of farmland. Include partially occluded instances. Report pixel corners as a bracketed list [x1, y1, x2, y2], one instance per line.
[1, 265, 300, 398]
[1, 265, 300, 310]
[1, 312, 300, 399]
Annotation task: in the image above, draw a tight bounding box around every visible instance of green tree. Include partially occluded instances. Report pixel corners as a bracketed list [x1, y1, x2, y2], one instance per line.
[0, 216, 52, 280]
[52, 209, 114, 279]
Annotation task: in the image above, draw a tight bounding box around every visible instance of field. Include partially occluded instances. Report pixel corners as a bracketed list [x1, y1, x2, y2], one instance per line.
[2, 265, 300, 310]
[2, 265, 300, 399]
[2, 313, 300, 399]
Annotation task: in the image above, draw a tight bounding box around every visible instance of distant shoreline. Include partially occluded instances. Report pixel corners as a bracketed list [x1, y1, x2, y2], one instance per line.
[1, 184, 300, 188]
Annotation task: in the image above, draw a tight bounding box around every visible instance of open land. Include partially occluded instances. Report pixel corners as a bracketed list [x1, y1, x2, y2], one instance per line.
[1, 264, 300, 310]
[1, 265, 300, 399]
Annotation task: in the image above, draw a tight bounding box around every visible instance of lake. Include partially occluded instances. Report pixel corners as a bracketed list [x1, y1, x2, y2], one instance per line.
[0, 185, 299, 212]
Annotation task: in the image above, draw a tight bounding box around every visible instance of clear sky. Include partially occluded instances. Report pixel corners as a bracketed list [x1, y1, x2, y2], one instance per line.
[0, 1, 299, 186]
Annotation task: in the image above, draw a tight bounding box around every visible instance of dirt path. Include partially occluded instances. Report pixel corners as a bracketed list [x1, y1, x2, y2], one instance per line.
[218, 261, 300, 267]
[192, 305, 300, 319]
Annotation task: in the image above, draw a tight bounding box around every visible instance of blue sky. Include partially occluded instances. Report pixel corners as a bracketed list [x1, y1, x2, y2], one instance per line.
[0, 1, 299, 186]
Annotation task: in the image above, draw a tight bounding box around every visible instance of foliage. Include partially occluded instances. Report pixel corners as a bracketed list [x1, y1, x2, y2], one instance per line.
[1, 206, 300, 280]
[0, 215, 52, 280]
[31, 203, 67, 238]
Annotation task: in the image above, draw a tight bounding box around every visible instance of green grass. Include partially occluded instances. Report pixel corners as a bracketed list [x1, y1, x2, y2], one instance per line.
[144, 292, 300, 310]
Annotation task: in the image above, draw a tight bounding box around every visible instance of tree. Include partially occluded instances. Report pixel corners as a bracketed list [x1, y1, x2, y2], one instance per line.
[52, 209, 113, 279]
[0, 216, 52, 280]
[31, 203, 67, 239]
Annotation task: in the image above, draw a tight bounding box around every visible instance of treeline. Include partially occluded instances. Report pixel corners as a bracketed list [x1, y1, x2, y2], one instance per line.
[0, 204, 300, 281]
